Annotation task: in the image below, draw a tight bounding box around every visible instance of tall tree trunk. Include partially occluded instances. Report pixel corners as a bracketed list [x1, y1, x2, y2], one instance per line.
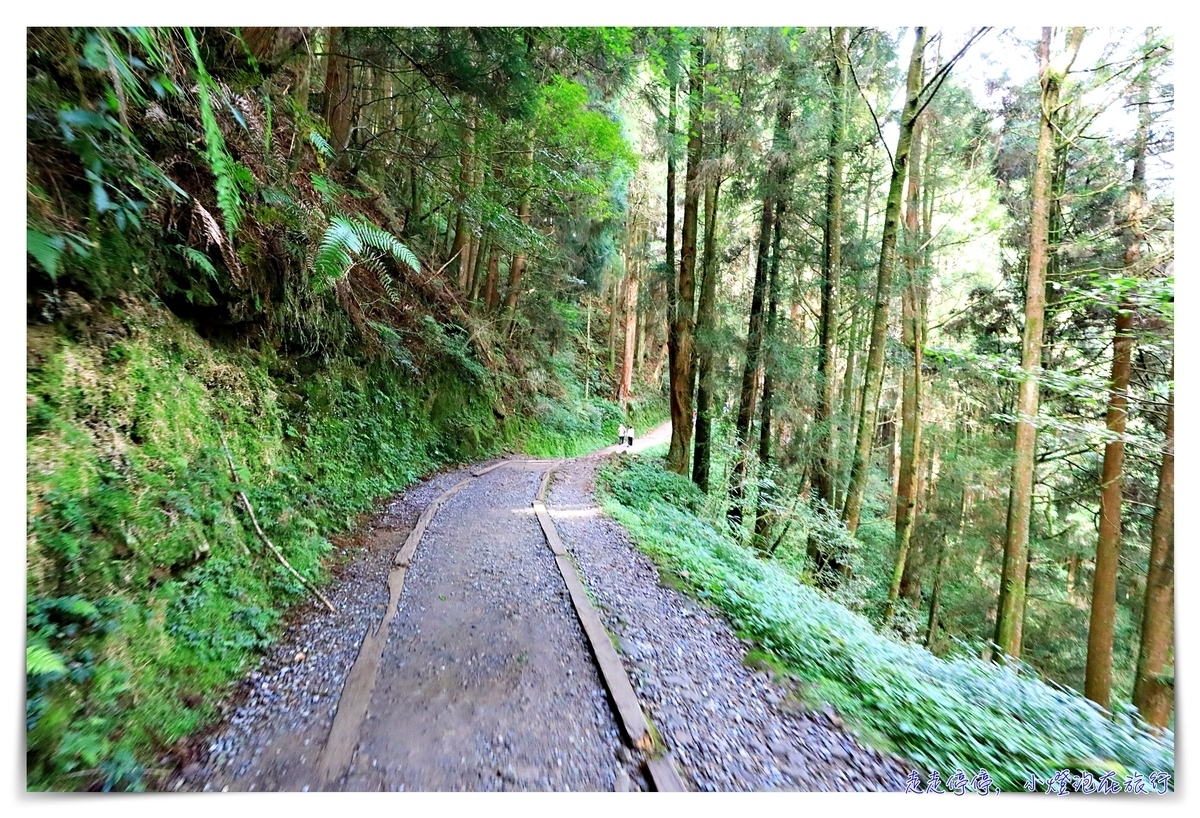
[693, 175, 722, 490]
[452, 112, 476, 290]
[1085, 42, 1146, 707]
[812, 25, 849, 510]
[754, 198, 787, 548]
[470, 227, 490, 302]
[841, 28, 927, 536]
[928, 486, 970, 649]
[664, 80, 678, 400]
[667, 36, 706, 475]
[728, 194, 774, 529]
[835, 295, 863, 510]
[322, 27, 354, 164]
[504, 141, 535, 326]
[608, 276, 620, 373]
[836, 148, 878, 508]
[618, 232, 640, 408]
[884, 114, 926, 624]
[728, 87, 796, 528]
[994, 27, 1085, 661]
[483, 242, 502, 312]
[1133, 360, 1173, 730]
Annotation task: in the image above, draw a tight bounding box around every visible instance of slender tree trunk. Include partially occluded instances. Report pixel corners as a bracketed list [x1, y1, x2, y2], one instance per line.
[813, 25, 849, 509]
[668, 36, 705, 475]
[470, 228, 490, 302]
[1085, 44, 1146, 707]
[452, 112, 476, 290]
[728, 183, 775, 529]
[483, 243, 502, 312]
[664, 79, 678, 400]
[608, 276, 620, 373]
[884, 115, 925, 624]
[322, 27, 354, 164]
[994, 27, 1085, 661]
[618, 237, 639, 408]
[504, 141, 535, 324]
[693, 175, 722, 491]
[730, 86, 793, 529]
[902, 443, 938, 603]
[841, 28, 927, 536]
[835, 296, 862, 510]
[1134, 360, 1173, 730]
[754, 199, 787, 548]
[927, 486, 969, 648]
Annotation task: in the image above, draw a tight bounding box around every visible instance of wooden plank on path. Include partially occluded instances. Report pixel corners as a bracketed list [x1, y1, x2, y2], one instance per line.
[394, 477, 473, 566]
[316, 566, 407, 787]
[472, 461, 508, 477]
[646, 754, 687, 792]
[532, 501, 567, 556]
[553, 553, 652, 751]
[536, 465, 558, 502]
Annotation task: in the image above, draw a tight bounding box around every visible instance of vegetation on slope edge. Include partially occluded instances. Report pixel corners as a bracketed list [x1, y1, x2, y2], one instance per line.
[596, 456, 1174, 791]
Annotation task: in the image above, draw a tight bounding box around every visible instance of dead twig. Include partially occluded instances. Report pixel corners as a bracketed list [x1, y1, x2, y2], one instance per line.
[220, 435, 337, 613]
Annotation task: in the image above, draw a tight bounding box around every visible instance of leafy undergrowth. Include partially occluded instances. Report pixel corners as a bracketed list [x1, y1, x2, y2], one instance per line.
[25, 302, 644, 791]
[596, 457, 1174, 792]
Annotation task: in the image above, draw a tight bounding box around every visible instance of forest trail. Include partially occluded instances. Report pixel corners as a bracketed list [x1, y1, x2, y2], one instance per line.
[173, 423, 907, 792]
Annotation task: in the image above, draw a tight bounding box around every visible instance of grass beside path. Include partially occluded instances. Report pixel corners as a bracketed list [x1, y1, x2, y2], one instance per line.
[596, 456, 1174, 792]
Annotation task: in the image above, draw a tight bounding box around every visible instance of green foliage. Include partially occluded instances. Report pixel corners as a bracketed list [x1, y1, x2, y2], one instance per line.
[598, 456, 1174, 791]
[312, 216, 419, 291]
[184, 27, 252, 238]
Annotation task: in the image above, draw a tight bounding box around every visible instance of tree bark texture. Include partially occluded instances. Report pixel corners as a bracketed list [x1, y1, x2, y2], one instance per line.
[812, 25, 849, 509]
[667, 37, 705, 475]
[693, 176, 722, 491]
[322, 27, 354, 162]
[993, 26, 1084, 661]
[884, 115, 925, 624]
[841, 27, 927, 536]
[754, 198, 787, 548]
[728, 88, 797, 528]
[1133, 361, 1173, 729]
[1085, 42, 1146, 707]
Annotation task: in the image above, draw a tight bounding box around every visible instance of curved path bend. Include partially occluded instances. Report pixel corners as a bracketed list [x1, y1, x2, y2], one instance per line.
[174, 423, 908, 791]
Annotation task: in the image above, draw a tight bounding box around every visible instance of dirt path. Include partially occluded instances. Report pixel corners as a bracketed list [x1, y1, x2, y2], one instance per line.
[173, 421, 908, 792]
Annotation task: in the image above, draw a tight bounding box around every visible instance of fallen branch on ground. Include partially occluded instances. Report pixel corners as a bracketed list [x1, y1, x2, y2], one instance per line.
[220, 435, 337, 614]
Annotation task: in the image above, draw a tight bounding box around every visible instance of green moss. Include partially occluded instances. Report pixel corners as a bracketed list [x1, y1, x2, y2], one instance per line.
[26, 300, 662, 790]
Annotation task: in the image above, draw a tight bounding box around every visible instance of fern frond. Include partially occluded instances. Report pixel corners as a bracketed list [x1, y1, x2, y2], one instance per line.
[174, 245, 218, 279]
[379, 271, 400, 304]
[311, 216, 421, 293]
[184, 27, 243, 238]
[312, 217, 359, 288]
[309, 131, 334, 160]
[27, 644, 67, 679]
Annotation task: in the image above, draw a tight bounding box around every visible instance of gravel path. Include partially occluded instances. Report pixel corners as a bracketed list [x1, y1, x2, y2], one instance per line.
[170, 425, 911, 792]
[338, 461, 628, 791]
[172, 459, 637, 792]
[546, 453, 912, 792]
[171, 464, 482, 792]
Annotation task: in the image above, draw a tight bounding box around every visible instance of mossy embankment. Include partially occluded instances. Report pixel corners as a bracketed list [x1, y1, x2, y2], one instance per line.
[26, 300, 664, 791]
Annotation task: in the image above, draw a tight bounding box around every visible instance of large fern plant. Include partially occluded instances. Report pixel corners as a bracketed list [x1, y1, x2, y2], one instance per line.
[312, 216, 419, 298]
